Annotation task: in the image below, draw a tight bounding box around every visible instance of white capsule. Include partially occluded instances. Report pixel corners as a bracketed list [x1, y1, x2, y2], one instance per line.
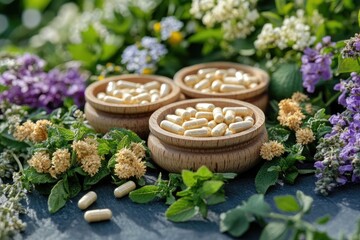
[235, 116, 244, 122]
[227, 68, 237, 76]
[84, 209, 112, 223]
[223, 107, 253, 117]
[213, 107, 224, 123]
[151, 93, 160, 102]
[184, 127, 211, 137]
[249, 83, 258, 89]
[224, 110, 235, 125]
[211, 123, 227, 137]
[114, 181, 136, 198]
[166, 114, 183, 125]
[214, 69, 227, 79]
[97, 92, 106, 100]
[132, 93, 151, 102]
[205, 72, 216, 81]
[235, 71, 244, 80]
[142, 81, 160, 91]
[175, 109, 191, 120]
[208, 120, 217, 129]
[182, 118, 208, 130]
[122, 93, 133, 103]
[244, 116, 254, 125]
[160, 83, 170, 97]
[116, 80, 138, 89]
[229, 121, 253, 133]
[106, 81, 116, 95]
[160, 120, 185, 135]
[223, 77, 243, 85]
[201, 88, 211, 93]
[78, 191, 97, 210]
[195, 103, 215, 112]
[198, 68, 217, 77]
[140, 100, 149, 105]
[111, 89, 124, 98]
[186, 107, 197, 117]
[211, 80, 223, 92]
[194, 79, 211, 90]
[149, 89, 159, 94]
[184, 75, 200, 86]
[224, 128, 233, 136]
[103, 96, 125, 104]
[195, 111, 214, 120]
[220, 84, 246, 92]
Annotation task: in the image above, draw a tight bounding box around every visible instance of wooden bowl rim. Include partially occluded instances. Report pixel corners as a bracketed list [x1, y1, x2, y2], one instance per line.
[85, 74, 181, 114]
[149, 98, 265, 149]
[174, 61, 269, 99]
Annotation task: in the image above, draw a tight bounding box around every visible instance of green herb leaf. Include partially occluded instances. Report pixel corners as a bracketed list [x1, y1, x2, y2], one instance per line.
[220, 208, 250, 237]
[255, 161, 279, 194]
[268, 127, 291, 143]
[48, 179, 69, 213]
[165, 198, 198, 222]
[337, 55, 360, 73]
[67, 175, 81, 198]
[83, 161, 110, 190]
[259, 222, 288, 240]
[316, 215, 331, 225]
[129, 185, 160, 204]
[195, 166, 213, 179]
[274, 195, 301, 213]
[201, 180, 224, 196]
[283, 170, 299, 184]
[97, 139, 111, 155]
[23, 168, 57, 184]
[296, 191, 313, 214]
[57, 127, 75, 141]
[182, 170, 196, 187]
[188, 29, 222, 43]
[206, 192, 226, 205]
[216, 172, 237, 180]
[244, 194, 271, 217]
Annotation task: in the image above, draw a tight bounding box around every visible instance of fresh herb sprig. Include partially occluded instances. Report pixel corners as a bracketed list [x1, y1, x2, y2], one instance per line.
[220, 191, 333, 239]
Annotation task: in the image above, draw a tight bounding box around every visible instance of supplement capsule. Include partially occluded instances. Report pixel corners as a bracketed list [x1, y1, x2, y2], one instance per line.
[213, 107, 224, 123]
[97, 92, 106, 100]
[140, 100, 149, 105]
[249, 83, 258, 89]
[150, 93, 160, 102]
[195, 103, 215, 112]
[235, 116, 243, 122]
[84, 209, 112, 223]
[114, 181, 136, 198]
[103, 96, 125, 104]
[201, 88, 211, 93]
[186, 107, 197, 117]
[235, 71, 244, 80]
[78, 191, 97, 210]
[166, 114, 183, 125]
[184, 75, 199, 86]
[211, 80, 223, 91]
[142, 81, 160, 91]
[208, 120, 217, 129]
[112, 90, 124, 98]
[223, 77, 243, 85]
[122, 93, 133, 103]
[205, 72, 216, 81]
[106, 81, 116, 95]
[227, 68, 237, 76]
[220, 84, 246, 92]
[132, 93, 151, 102]
[149, 89, 159, 94]
[223, 107, 253, 117]
[184, 127, 211, 137]
[244, 116, 254, 125]
[182, 118, 208, 130]
[116, 80, 139, 89]
[224, 110, 235, 125]
[160, 83, 170, 97]
[195, 112, 214, 121]
[160, 120, 185, 135]
[175, 109, 191, 120]
[224, 128, 233, 136]
[194, 79, 211, 90]
[229, 121, 253, 133]
[135, 88, 147, 95]
[198, 68, 217, 77]
[214, 69, 227, 79]
[211, 123, 227, 137]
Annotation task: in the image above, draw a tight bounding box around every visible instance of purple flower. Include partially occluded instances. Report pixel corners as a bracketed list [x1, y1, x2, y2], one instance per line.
[301, 37, 334, 93]
[0, 54, 86, 112]
[341, 33, 360, 58]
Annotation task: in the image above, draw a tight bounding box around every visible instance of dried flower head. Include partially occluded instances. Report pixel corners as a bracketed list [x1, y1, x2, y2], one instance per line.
[305, 103, 313, 115]
[30, 120, 52, 142]
[114, 148, 146, 179]
[296, 128, 315, 145]
[260, 140, 285, 161]
[277, 99, 305, 130]
[13, 121, 35, 141]
[291, 92, 309, 103]
[28, 151, 51, 173]
[130, 142, 146, 159]
[79, 154, 102, 177]
[72, 138, 98, 159]
[49, 148, 71, 178]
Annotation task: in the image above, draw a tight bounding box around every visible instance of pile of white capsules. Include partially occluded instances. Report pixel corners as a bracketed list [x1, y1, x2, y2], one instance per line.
[183, 68, 260, 93]
[160, 103, 254, 137]
[97, 80, 170, 104]
[78, 181, 136, 223]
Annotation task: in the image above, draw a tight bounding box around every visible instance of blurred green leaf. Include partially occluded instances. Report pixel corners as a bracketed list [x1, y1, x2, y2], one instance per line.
[261, 11, 282, 26]
[274, 195, 301, 212]
[188, 29, 222, 43]
[23, 0, 51, 10]
[337, 55, 360, 73]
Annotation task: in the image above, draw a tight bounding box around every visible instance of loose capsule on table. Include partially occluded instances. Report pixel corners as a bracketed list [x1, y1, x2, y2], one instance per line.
[114, 181, 136, 198]
[84, 209, 112, 223]
[78, 191, 97, 210]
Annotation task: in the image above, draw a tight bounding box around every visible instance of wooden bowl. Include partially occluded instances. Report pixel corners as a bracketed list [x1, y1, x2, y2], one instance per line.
[148, 98, 268, 173]
[85, 74, 181, 137]
[174, 62, 269, 111]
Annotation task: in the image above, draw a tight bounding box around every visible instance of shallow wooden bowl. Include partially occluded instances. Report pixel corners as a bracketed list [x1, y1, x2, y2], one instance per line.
[85, 74, 181, 137]
[148, 98, 268, 173]
[174, 62, 269, 111]
[85, 74, 181, 114]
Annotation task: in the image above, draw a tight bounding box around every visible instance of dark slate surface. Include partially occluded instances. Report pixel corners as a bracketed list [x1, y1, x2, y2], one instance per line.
[22, 169, 360, 240]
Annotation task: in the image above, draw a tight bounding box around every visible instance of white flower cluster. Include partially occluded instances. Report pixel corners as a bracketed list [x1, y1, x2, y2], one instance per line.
[103, 0, 160, 19]
[190, 0, 259, 40]
[255, 10, 315, 51]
